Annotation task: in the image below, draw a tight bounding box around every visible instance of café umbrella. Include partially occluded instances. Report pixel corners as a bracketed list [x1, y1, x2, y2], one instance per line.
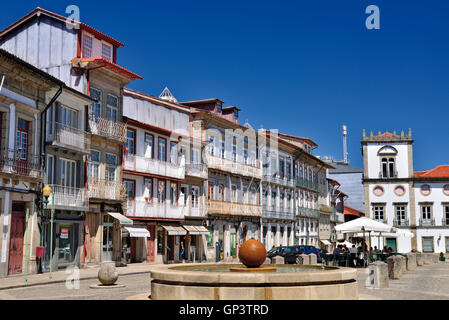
[335, 217, 396, 250]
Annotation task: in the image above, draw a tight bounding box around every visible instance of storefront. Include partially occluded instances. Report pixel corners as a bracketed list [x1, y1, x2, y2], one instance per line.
[182, 224, 210, 262]
[121, 224, 150, 263]
[160, 224, 187, 263]
[104, 212, 133, 263]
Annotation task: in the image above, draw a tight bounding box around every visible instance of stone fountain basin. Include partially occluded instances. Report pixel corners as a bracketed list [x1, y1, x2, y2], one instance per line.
[150, 263, 358, 300]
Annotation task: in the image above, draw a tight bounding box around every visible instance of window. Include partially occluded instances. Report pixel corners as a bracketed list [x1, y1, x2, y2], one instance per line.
[422, 205, 432, 223]
[280, 191, 285, 208]
[57, 158, 77, 188]
[208, 182, 214, 200]
[191, 148, 200, 164]
[46, 155, 54, 184]
[221, 140, 225, 159]
[124, 180, 135, 200]
[422, 237, 434, 253]
[170, 183, 177, 206]
[216, 102, 222, 114]
[444, 205, 449, 225]
[144, 133, 154, 158]
[16, 119, 28, 160]
[208, 136, 215, 156]
[218, 184, 225, 201]
[126, 130, 135, 155]
[373, 206, 384, 221]
[157, 180, 165, 203]
[395, 205, 406, 225]
[105, 153, 117, 181]
[144, 178, 153, 202]
[89, 88, 102, 117]
[191, 186, 200, 208]
[232, 139, 237, 162]
[234, 109, 238, 120]
[271, 191, 276, 208]
[157, 229, 164, 254]
[286, 162, 291, 180]
[158, 138, 166, 161]
[446, 237, 449, 253]
[83, 34, 93, 58]
[102, 43, 112, 61]
[180, 186, 187, 206]
[231, 185, 237, 202]
[106, 94, 118, 121]
[170, 142, 178, 164]
[287, 193, 291, 209]
[57, 104, 78, 128]
[279, 158, 285, 178]
[88, 150, 100, 180]
[381, 157, 396, 178]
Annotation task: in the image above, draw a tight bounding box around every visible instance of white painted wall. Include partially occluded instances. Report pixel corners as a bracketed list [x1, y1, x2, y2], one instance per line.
[366, 142, 410, 179]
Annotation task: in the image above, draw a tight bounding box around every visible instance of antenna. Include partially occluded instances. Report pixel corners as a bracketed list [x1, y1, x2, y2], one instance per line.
[342, 124, 348, 164]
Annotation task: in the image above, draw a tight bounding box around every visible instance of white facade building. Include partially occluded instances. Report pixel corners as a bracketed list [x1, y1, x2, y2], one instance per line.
[362, 129, 449, 253]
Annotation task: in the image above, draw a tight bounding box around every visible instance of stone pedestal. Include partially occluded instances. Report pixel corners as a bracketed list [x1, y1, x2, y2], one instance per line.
[368, 261, 389, 289]
[405, 253, 417, 271]
[422, 253, 433, 265]
[300, 254, 309, 265]
[264, 258, 271, 265]
[98, 261, 119, 285]
[416, 252, 423, 266]
[272, 256, 285, 264]
[386, 255, 406, 279]
[309, 253, 317, 265]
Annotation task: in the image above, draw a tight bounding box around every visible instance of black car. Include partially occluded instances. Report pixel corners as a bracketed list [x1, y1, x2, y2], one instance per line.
[267, 246, 305, 264]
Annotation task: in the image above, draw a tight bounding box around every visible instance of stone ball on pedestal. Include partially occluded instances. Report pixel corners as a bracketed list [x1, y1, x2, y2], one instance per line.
[238, 240, 267, 268]
[98, 261, 119, 285]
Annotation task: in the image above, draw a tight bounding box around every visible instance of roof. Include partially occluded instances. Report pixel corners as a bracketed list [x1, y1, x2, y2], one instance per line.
[0, 8, 124, 47]
[344, 206, 364, 217]
[181, 98, 224, 105]
[123, 88, 190, 114]
[414, 165, 449, 179]
[277, 132, 318, 147]
[327, 178, 341, 187]
[0, 48, 94, 102]
[72, 58, 142, 80]
[327, 162, 363, 174]
[222, 106, 241, 111]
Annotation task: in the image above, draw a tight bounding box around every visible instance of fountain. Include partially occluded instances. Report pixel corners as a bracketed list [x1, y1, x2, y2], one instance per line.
[150, 240, 358, 300]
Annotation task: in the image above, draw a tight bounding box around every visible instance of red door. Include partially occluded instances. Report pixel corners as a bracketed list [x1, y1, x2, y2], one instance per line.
[146, 225, 155, 263]
[16, 119, 29, 175]
[8, 207, 25, 275]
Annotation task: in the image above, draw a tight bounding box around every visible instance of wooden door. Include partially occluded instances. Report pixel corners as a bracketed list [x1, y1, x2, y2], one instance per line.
[8, 207, 25, 275]
[146, 225, 155, 263]
[130, 237, 137, 262]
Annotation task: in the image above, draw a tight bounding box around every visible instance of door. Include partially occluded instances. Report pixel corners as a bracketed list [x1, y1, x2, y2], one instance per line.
[386, 238, 397, 252]
[130, 237, 137, 263]
[169, 236, 175, 261]
[8, 204, 25, 275]
[102, 214, 114, 261]
[146, 225, 156, 263]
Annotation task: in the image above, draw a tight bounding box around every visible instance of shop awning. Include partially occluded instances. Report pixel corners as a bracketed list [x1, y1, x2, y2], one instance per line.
[320, 239, 332, 246]
[161, 225, 187, 236]
[124, 225, 150, 238]
[107, 212, 133, 225]
[183, 225, 210, 235]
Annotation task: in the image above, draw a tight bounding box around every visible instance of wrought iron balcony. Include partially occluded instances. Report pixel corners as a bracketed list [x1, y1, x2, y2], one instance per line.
[393, 219, 409, 226]
[262, 203, 295, 220]
[296, 206, 320, 218]
[87, 178, 125, 201]
[88, 114, 126, 143]
[124, 154, 185, 180]
[207, 200, 261, 217]
[420, 218, 435, 226]
[181, 203, 209, 217]
[0, 149, 41, 178]
[295, 178, 318, 191]
[47, 122, 90, 153]
[125, 200, 183, 219]
[185, 163, 208, 179]
[206, 154, 262, 178]
[262, 173, 295, 187]
[47, 184, 88, 211]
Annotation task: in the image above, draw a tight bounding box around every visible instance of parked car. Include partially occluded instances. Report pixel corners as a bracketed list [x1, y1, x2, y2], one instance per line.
[267, 246, 304, 264]
[296, 245, 323, 263]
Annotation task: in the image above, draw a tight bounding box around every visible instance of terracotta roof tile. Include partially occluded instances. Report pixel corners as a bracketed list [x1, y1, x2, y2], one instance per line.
[414, 165, 449, 178]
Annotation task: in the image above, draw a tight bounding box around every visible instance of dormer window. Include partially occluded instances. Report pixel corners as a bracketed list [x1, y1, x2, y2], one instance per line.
[216, 103, 222, 114]
[102, 43, 112, 61]
[83, 34, 93, 58]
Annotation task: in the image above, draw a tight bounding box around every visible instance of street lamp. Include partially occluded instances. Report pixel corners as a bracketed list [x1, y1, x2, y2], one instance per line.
[43, 185, 54, 279]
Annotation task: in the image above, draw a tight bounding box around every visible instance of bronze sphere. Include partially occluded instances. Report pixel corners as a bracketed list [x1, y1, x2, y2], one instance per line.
[238, 239, 267, 268]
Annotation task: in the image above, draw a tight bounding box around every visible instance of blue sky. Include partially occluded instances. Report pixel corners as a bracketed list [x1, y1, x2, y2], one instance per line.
[2, 1, 449, 171]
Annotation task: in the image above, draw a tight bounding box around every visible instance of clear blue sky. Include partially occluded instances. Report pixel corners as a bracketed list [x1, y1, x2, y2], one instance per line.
[3, 0, 449, 171]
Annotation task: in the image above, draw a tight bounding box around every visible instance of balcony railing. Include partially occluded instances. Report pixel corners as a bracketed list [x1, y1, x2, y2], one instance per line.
[207, 200, 261, 217]
[124, 154, 185, 180]
[378, 171, 398, 179]
[48, 184, 88, 210]
[262, 173, 295, 187]
[87, 179, 124, 201]
[420, 218, 435, 226]
[262, 204, 295, 220]
[185, 163, 208, 179]
[88, 114, 126, 143]
[296, 206, 320, 218]
[206, 154, 261, 178]
[125, 200, 183, 219]
[295, 178, 318, 191]
[0, 149, 41, 178]
[393, 219, 409, 226]
[181, 204, 209, 217]
[47, 122, 90, 152]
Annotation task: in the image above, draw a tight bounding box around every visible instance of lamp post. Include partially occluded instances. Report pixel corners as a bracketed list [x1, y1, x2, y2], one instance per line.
[43, 185, 53, 279]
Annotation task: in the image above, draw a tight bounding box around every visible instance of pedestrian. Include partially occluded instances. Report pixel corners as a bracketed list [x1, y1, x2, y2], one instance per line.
[179, 241, 185, 261]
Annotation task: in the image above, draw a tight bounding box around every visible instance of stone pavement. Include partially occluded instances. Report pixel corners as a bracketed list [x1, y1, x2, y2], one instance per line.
[0, 262, 163, 291]
[358, 260, 449, 300]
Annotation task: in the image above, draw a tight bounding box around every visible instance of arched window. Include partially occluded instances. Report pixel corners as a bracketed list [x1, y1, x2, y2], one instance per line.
[382, 158, 388, 178]
[381, 157, 396, 178]
[388, 158, 395, 178]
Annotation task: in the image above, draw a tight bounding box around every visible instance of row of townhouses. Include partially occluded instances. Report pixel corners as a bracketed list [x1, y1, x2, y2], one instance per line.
[0, 8, 346, 277]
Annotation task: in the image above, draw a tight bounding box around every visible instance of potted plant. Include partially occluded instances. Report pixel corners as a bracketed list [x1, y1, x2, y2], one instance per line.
[439, 252, 446, 262]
